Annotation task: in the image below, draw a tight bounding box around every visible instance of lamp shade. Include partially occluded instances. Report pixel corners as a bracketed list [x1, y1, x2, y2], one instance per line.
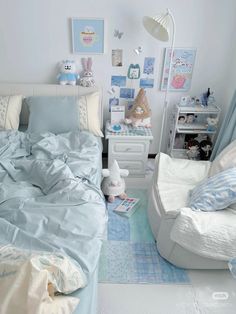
[143, 13, 171, 42]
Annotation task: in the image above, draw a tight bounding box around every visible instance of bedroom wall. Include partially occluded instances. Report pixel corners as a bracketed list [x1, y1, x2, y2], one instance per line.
[0, 0, 236, 153]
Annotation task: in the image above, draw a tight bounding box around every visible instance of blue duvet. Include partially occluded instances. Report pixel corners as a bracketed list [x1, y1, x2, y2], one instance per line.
[0, 130, 107, 291]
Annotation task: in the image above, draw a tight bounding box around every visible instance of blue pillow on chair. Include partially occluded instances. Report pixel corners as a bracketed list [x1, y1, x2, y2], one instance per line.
[189, 167, 236, 211]
[26, 96, 79, 134]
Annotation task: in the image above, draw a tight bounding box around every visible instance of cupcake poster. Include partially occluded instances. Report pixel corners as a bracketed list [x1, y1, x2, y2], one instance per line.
[161, 48, 196, 91]
[71, 18, 105, 54]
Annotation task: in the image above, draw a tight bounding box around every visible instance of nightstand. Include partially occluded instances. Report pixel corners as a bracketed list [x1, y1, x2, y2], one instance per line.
[105, 121, 153, 177]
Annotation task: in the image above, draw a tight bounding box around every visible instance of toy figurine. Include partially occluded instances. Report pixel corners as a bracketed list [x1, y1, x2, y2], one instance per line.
[101, 160, 129, 203]
[186, 113, 195, 124]
[199, 139, 213, 160]
[124, 88, 151, 128]
[178, 115, 187, 124]
[206, 117, 218, 132]
[186, 139, 200, 160]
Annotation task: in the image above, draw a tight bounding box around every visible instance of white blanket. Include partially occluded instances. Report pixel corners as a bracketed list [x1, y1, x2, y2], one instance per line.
[170, 207, 236, 261]
[0, 246, 85, 314]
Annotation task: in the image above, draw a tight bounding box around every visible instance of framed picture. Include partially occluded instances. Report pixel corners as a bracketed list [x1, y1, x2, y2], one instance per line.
[71, 18, 105, 54]
[161, 48, 196, 91]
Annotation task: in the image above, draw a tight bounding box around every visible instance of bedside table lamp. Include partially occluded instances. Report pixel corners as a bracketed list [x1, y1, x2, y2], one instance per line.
[143, 9, 176, 153]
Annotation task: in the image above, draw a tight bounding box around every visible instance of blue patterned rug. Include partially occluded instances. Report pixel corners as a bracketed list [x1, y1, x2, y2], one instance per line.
[98, 189, 190, 284]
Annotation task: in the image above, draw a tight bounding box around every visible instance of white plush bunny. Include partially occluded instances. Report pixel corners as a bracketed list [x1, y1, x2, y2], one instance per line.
[79, 57, 95, 87]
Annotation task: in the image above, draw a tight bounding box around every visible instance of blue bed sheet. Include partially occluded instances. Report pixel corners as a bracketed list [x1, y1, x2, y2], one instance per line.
[0, 130, 107, 313]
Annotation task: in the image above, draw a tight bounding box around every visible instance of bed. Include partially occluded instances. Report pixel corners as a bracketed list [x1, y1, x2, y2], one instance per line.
[0, 84, 107, 314]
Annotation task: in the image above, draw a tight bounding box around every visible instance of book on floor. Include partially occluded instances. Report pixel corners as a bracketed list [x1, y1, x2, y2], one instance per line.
[113, 198, 140, 217]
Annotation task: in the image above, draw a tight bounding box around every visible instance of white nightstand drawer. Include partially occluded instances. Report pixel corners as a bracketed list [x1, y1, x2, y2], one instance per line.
[116, 160, 145, 176]
[112, 142, 146, 154]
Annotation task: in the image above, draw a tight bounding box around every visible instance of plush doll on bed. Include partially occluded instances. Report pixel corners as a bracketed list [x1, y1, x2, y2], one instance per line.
[57, 60, 79, 85]
[124, 88, 151, 128]
[101, 160, 129, 203]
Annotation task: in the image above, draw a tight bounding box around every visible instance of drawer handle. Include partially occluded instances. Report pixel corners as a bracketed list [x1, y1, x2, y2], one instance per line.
[125, 165, 135, 169]
[125, 147, 132, 152]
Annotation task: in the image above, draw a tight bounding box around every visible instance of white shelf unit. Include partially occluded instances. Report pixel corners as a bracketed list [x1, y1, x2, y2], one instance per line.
[167, 103, 220, 159]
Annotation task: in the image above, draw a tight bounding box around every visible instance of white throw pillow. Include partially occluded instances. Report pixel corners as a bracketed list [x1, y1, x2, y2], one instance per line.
[78, 92, 103, 137]
[0, 95, 23, 130]
[209, 139, 236, 177]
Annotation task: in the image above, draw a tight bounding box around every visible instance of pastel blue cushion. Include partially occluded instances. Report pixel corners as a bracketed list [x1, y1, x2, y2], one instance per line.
[189, 167, 236, 211]
[26, 96, 79, 134]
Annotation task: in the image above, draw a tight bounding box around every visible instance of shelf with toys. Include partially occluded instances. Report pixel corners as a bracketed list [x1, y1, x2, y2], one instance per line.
[167, 92, 221, 161]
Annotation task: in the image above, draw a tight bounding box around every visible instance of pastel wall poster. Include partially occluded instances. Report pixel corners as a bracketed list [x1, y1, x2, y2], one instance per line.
[143, 57, 155, 75]
[140, 78, 154, 88]
[120, 88, 135, 99]
[112, 49, 123, 67]
[111, 75, 126, 87]
[161, 48, 196, 91]
[71, 18, 104, 54]
[127, 64, 140, 79]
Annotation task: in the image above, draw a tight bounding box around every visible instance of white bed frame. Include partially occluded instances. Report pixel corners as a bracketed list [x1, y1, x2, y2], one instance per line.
[0, 83, 103, 127]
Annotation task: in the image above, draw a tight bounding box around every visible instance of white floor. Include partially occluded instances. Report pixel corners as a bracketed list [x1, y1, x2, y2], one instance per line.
[98, 160, 236, 314]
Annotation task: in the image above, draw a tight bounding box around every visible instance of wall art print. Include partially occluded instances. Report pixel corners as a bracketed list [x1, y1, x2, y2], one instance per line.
[161, 48, 196, 91]
[71, 18, 105, 54]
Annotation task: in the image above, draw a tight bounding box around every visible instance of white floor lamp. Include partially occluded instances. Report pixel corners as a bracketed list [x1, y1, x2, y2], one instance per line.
[143, 9, 176, 154]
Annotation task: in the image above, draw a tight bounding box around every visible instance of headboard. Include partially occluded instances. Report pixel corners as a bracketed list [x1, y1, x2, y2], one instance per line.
[0, 83, 103, 127]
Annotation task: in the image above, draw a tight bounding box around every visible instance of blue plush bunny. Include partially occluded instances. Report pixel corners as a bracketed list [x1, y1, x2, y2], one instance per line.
[57, 60, 79, 85]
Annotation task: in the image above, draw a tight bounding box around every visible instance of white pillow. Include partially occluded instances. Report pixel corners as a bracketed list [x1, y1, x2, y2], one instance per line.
[209, 139, 236, 177]
[0, 95, 23, 130]
[78, 92, 103, 137]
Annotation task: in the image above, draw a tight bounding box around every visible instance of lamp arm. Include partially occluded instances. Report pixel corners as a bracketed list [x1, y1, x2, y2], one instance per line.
[158, 9, 176, 154]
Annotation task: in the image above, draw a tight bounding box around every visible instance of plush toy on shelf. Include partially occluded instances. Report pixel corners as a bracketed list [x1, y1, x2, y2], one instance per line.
[124, 88, 151, 128]
[57, 60, 79, 85]
[199, 139, 213, 160]
[206, 117, 218, 132]
[186, 139, 200, 160]
[101, 160, 129, 203]
[79, 57, 95, 87]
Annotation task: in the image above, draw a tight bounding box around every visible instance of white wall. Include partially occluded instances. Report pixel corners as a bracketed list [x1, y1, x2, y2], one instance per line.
[0, 0, 236, 153]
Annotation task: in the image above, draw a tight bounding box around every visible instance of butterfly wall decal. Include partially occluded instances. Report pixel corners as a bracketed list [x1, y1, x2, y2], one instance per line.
[114, 29, 124, 39]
